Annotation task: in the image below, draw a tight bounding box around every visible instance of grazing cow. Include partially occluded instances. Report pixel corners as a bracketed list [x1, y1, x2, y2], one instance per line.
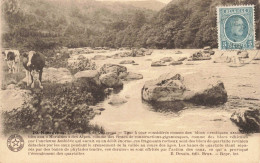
[3, 50, 21, 73]
[23, 51, 45, 89]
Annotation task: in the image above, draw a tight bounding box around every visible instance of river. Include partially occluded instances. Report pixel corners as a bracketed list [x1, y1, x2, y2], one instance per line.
[78, 49, 260, 132]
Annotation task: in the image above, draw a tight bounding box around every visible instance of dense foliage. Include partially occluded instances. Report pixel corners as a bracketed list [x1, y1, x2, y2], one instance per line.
[1, 0, 155, 50]
[2, 0, 260, 50]
[2, 81, 106, 134]
[68, 55, 97, 74]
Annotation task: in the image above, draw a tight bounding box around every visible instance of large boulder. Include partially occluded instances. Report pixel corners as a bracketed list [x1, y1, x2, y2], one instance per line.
[100, 64, 127, 76]
[42, 67, 73, 84]
[74, 70, 101, 85]
[230, 107, 260, 133]
[142, 73, 227, 105]
[160, 57, 174, 62]
[0, 89, 32, 112]
[122, 72, 143, 81]
[142, 73, 185, 102]
[151, 61, 167, 67]
[237, 51, 249, 58]
[99, 73, 123, 88]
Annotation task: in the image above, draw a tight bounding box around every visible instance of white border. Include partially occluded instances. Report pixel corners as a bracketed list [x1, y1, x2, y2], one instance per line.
[217, 5, 256, 50]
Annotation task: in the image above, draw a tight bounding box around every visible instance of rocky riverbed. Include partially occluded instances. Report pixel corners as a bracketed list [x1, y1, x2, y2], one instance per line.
[1, 48, 260, 134]
[85, 49, 260, 133]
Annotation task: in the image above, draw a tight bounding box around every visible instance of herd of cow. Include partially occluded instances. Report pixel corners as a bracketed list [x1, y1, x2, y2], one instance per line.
[2, 49, 45, 89]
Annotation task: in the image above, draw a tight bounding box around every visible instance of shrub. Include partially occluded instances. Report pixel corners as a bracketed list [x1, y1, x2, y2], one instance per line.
[2, 81, 106, 134]
[68, 55, 97, 74]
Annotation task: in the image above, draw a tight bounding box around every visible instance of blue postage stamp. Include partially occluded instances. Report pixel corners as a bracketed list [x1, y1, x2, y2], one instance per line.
[217, 5, 255, 50]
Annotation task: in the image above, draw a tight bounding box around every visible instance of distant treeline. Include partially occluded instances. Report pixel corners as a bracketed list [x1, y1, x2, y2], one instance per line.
[2, 0, 260, 51]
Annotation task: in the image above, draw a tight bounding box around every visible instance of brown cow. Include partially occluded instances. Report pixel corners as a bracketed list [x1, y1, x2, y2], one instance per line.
[23, 51, 45, 89]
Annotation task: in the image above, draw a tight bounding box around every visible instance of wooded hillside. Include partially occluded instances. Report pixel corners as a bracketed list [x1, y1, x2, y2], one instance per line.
[2, 0, 259, 50]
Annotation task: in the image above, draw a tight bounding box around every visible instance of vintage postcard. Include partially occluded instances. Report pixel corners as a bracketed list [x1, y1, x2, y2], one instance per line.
[0, 0, 260, 162]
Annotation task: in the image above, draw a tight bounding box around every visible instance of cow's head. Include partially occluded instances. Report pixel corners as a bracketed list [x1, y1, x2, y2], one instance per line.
[27, 51, 36, 67]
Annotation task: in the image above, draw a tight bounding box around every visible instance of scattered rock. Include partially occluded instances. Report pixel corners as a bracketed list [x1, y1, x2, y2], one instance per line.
[98, 108, 105, 111]
[189, 51, 211, 61]
[253, 56, 260, 60]
[209, 50, 215, 55]
[132, 63, 139, 65]
[185, 62, 199, 65]
[151, 61, 167, 67]
[175, 51, 183, 54]
[142, 73, 227, 105]
[203, 50, 215, 55]
[108, 96, 128, 105]
[144, 50, 153, 55]
[202, 46, 215, 55]
[92, 55, 107, 60]
[122, 72, 143, 81]
[133, 49, 145, 57]
[119, 60, 135, 64]
[113, 52, 131, 58]
[177, 57, 187, 61]
[203, 46, 211, 50]
[42, 67, 74, 84]
[160, 57, 174, 62]
[169, 61, 183, 66]
[213, 54, 232, 63]
[112, 49, 151, 58]
[230, 107, 260, 133]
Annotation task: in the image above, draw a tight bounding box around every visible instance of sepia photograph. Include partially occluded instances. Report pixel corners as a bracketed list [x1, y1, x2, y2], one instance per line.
[0, 0, 259, 162]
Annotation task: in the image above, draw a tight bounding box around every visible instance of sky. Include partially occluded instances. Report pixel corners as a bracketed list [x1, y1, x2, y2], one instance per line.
[97, 0, 172, 4]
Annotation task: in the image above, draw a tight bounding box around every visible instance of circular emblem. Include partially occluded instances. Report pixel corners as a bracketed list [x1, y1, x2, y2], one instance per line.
[7, 134, 24, 152]
[224, 15, 249, 43]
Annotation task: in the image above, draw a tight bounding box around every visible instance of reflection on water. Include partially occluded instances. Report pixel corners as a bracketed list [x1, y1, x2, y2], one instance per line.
[88, 49, 260, 132]
[143, 100, 189, 113]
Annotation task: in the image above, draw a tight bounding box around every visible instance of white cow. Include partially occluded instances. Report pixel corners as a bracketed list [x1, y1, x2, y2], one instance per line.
[4, 49, 20, 73]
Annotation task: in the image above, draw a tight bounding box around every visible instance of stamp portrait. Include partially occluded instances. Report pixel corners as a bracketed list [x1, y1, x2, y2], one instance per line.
[217, 5, 255, 50]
